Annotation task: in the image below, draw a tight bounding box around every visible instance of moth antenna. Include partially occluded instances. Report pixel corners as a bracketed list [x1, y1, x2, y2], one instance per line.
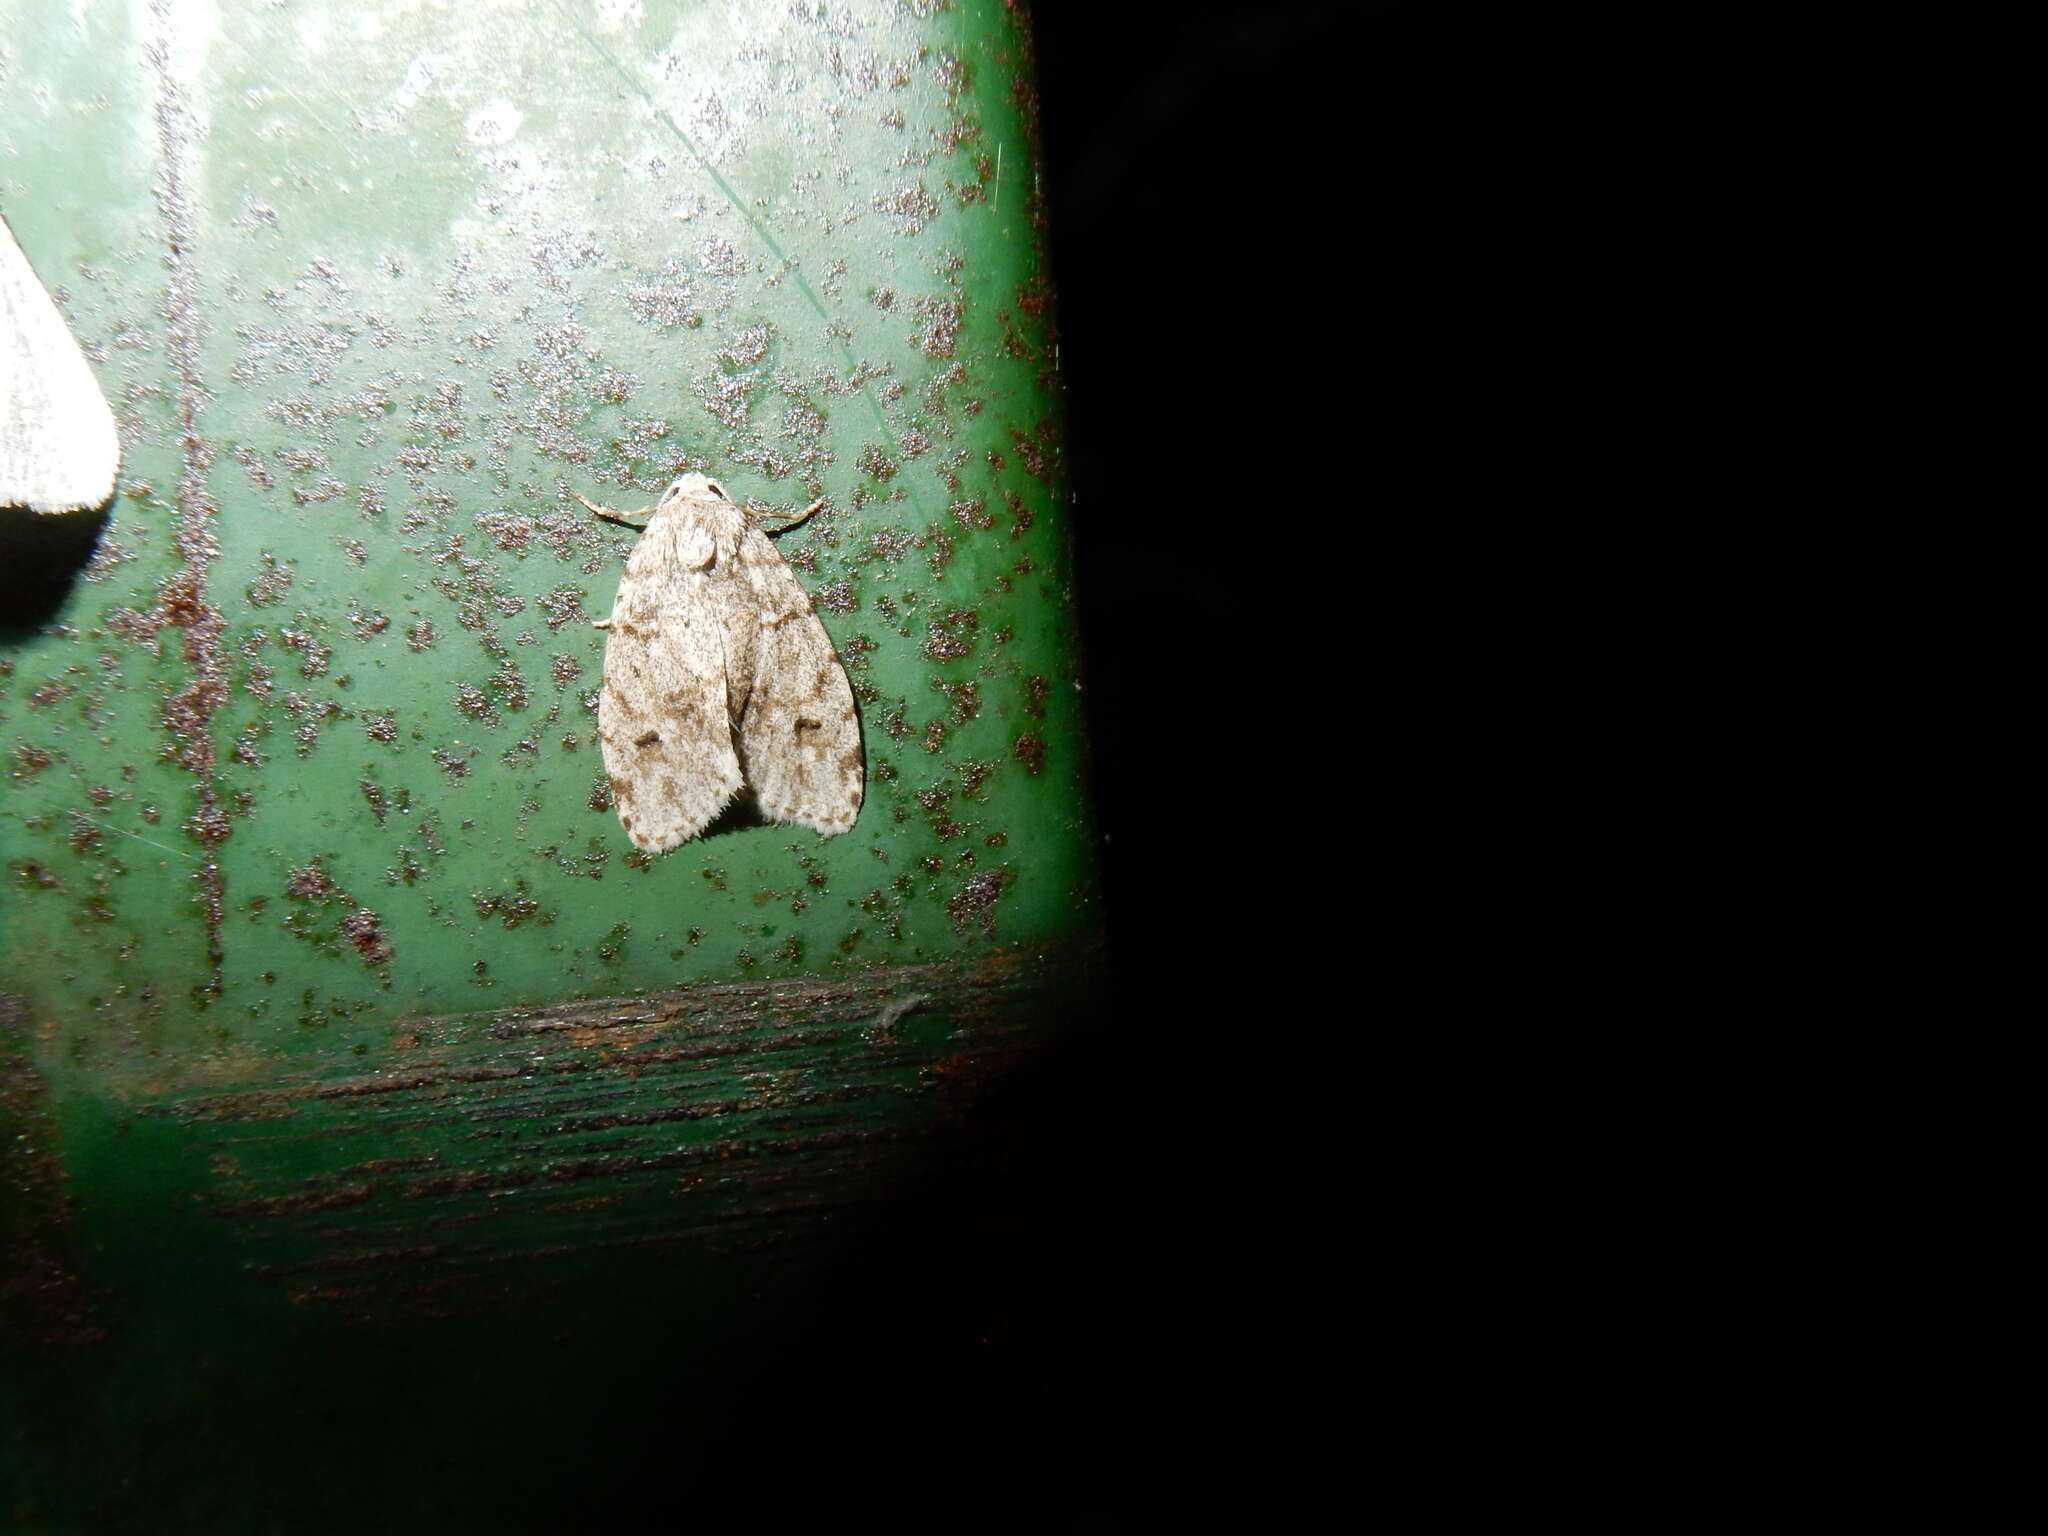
[573, 490, 651, 530]
[760, 495, 828, 535]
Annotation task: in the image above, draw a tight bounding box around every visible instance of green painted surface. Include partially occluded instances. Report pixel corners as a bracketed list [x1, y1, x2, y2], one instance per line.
[2, 3, 1094, 1525]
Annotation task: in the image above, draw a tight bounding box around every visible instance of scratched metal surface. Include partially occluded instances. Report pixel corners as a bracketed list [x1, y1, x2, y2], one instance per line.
[1, 2, 1094, 1523]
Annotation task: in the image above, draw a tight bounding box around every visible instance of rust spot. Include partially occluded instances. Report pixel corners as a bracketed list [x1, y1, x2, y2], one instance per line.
[916, 297, 964, 358]
[1005, 488, 1034, 539]
[1015, 275, 1053, 317]
[61, 814, 102, 855]
[472, 886, 549, 928]
[157, 570, 208, 627]
[931, 678, 980, 724]
[455, 683, 496, 724]
[338, 908, 393, 964]
[919, 608, 980, 662]
[1007, 426, 1046, 479]
[1012, 733, 1047, 776]
[946, 869, 1010, 939]
[102, 605, 162, 643]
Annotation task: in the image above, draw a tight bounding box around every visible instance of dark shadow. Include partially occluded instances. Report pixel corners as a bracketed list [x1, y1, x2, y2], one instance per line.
[701, 792, 770, 839]
[0, 501, 110, 640]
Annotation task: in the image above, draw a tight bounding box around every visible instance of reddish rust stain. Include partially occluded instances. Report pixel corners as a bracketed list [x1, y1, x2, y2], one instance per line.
[946, 869, 1009, 938]
[156, 570, 207, 627]
[338, 908, 393, 964]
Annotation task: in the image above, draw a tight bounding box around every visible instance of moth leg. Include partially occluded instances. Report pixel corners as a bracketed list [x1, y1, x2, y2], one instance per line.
[573, 491, 654, 531]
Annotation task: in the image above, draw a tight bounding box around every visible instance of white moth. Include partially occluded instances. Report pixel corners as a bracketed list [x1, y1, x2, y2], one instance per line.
[0, 210, 121, 513]
[579, 473, 864, 852]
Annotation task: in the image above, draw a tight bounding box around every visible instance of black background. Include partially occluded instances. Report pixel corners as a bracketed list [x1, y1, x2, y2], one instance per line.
[705, 4, 2003, 1528]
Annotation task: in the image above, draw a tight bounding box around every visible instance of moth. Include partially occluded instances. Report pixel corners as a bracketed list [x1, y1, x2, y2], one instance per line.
[579, 473, 864, 852]
[0, 209, 121, 513]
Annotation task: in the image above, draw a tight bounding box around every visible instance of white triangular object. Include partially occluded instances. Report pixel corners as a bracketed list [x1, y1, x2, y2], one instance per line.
[0, 210, 121, 513]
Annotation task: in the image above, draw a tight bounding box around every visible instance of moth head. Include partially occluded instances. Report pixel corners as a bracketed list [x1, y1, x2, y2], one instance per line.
[665, 472, 728, 505]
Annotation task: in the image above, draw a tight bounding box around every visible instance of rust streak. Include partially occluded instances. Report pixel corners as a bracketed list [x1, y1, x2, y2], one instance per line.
[149, 3, 229, 998]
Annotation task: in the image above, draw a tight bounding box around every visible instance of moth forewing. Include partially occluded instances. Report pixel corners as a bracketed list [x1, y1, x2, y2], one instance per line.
[588, 473, 863, 851]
